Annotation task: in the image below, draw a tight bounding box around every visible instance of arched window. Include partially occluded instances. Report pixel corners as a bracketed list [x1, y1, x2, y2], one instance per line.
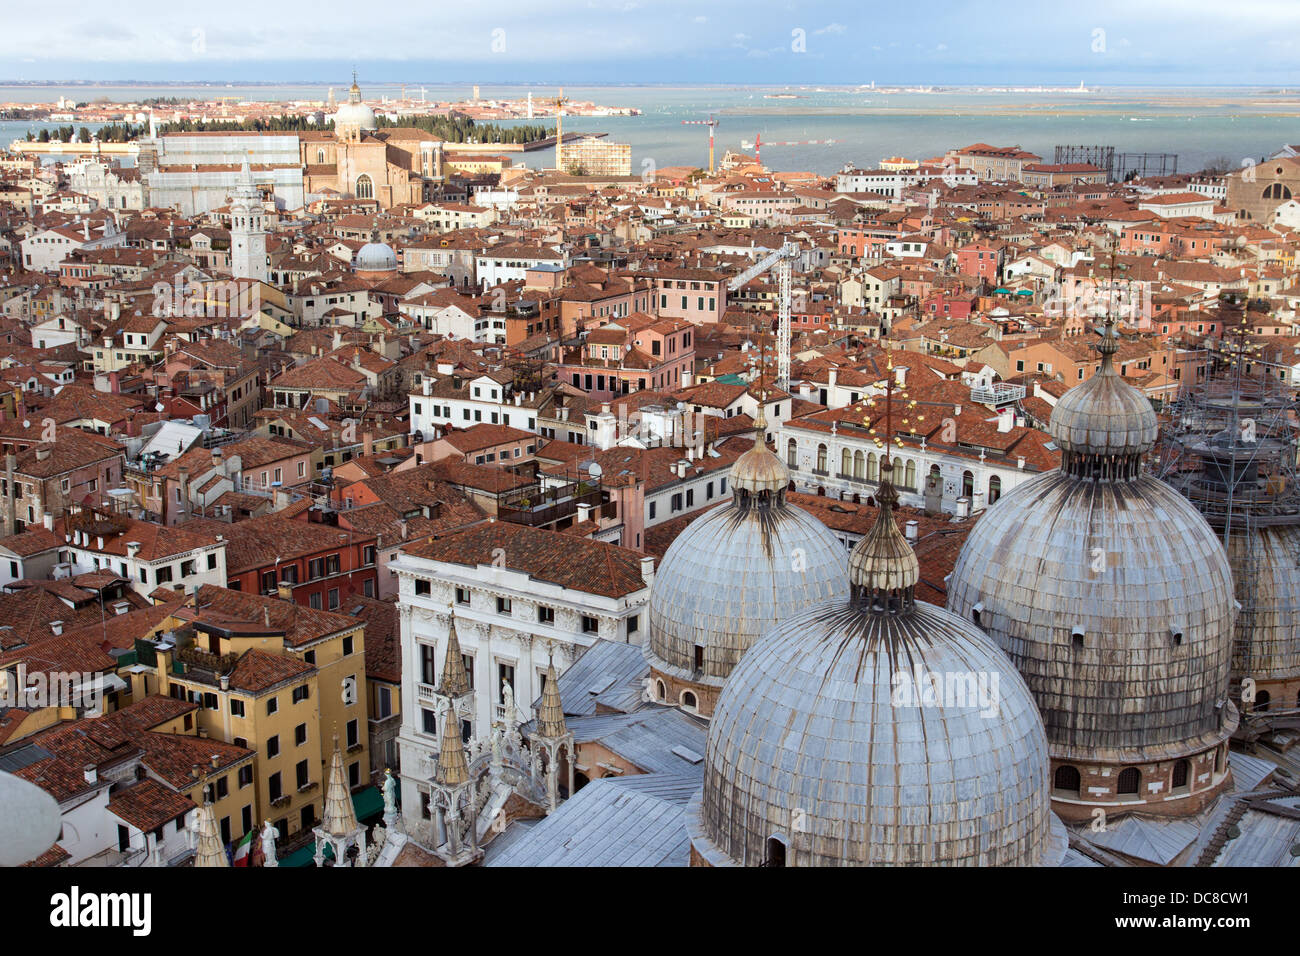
[316, 147, 325, 164]
[355, 174, 374, 200]
[1053, 764, 1081, 795]
[1263, 183, 1292, 201]
[988, 474, 1002, 504]
[816, 443, 827, 473]
[1255, 690, 1271, 712]
[787, 438, 798, 468]
[1172, 759, 1189, 791]
[1117, 767, 1140, 795]
[962, 469, 974, 498]
[867, 452, 878, 482]
[764, 837, 787, 867]
[904, 459, 916, 489]
[681, 690, 697, 711]
[654, 679, 665, 702]
[841, 448, 852, 476]
[853, 450, 865, 479]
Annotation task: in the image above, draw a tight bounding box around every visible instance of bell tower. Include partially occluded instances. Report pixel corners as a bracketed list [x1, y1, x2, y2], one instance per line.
[230, 156, 269, 283]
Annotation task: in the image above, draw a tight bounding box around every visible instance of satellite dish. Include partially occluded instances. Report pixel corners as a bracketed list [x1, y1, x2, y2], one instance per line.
[155, 403, 165, 412]
[21, 420, 29, 429]
[588, 462, 603, 480]
[0, 771, 62, 866]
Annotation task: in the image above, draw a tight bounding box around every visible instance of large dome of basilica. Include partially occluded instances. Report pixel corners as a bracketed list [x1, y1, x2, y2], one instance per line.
[645, 410, 849, 714]
[945, 322, 1237, 783]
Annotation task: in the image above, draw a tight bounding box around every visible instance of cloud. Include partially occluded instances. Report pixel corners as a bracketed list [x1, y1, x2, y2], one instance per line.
[813, 23, 846, 35]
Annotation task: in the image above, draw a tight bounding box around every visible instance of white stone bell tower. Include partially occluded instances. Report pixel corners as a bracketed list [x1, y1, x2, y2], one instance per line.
[230, 157, 269, 283]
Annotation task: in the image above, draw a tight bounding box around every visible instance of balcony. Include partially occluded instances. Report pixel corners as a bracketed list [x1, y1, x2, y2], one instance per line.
[497, 480, 604, 528]
[970, 382, 1026, 406]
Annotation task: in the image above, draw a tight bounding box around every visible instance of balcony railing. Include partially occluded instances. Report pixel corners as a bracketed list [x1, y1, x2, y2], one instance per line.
[497, 480, 604, 528]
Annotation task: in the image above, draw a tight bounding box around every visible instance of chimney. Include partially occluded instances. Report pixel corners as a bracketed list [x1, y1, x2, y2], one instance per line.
[178, 466, 190, 519]
[277, 583, 292, 601]
[363, 432, 374, 457]
[640, 555, 655, 589]
[83, 764, 97, 786]
[1017, 455, 1026, 470]
[50, 621, 63, 635]
[997, 408, 1014, 433]
[904, 520, 919, 542]
[952, 404, 962, 417]
[126, 541, 141, 559]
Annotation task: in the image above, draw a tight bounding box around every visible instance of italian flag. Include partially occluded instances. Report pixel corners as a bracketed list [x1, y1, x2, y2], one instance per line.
[232, 831, 254, 867]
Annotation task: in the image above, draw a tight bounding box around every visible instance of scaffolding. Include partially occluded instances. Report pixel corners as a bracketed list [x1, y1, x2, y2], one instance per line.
[1154, 298, 1300, 742]
[1053, 144, 1116, 180]
[1116, 152, 1178, 179]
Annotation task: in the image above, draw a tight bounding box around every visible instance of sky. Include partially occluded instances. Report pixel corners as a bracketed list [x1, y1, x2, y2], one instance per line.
[2, 0, 1299, 86]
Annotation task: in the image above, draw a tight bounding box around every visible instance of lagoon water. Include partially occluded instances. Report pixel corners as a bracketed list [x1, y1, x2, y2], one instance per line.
[3, 83, 1297, 175]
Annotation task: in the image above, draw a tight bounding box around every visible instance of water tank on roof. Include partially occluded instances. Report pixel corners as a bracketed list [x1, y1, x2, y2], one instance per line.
[192, 414, 210, 432]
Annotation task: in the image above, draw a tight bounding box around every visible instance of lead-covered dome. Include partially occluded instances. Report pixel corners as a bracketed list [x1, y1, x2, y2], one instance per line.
[646, 413, 847, 706]
[946, 323, 1237, 763]
[355, 239, 397, 273]
[333, 78, 377, 133]
[690, 461, 1065, 866]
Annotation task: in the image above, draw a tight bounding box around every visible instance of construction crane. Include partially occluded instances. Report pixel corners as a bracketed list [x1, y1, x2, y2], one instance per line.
[740, 132, 839, 166]
[726, 241, 800, 391]
[550, 88, 569, 172]
[681, 115, 719, 172]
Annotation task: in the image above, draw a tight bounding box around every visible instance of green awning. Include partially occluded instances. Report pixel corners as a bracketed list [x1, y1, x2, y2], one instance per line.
[1016, 289, 1034, 296]
[280, 841, 332, 868]
[993, 288, 1010, 294]
[353, 786, 384, 823]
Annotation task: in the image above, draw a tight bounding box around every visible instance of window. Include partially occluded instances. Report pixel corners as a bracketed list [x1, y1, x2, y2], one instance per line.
[267, 735, 280, 759]
[497, 596, 512, 614]
[328, 587, 339, 610]
[1052, 764, 1081, 795]
[415, 579, 431, 596]
[355, 174, 374, 200]
[628, 615, 639, 635]
[309, 592, 322, 609]
[266, 696, 278, 715]
[422, 708, 437, 734]
[346, 718, 359, 748]
[230, 699, 245, 718]
[155, 566, 173, 585]
[1116, 767, 1140, 795]
[342, 636, 354, 656]
[538, 605, 554, 625]
[1172, 759, 1190, 791]
[292, 685, 309, 704]
[497, 662, 515, 702]
[454, 586, 469, 605]
[238, 765, 253, 788]
[296, 760, 309, 790]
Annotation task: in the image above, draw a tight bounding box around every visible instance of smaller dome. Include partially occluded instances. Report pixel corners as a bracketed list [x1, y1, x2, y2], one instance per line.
[1049, 327, 1157, 458]
[729, 408, 789, 494]
[355, 241, 397, 273]
[847, 460, 918, 596]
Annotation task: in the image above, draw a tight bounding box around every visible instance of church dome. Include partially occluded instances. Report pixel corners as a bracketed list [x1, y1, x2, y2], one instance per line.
[333, 77, 377, 133]
[945, 323, 1237, 764]
[1049, 326, 1158, 466]
[645, 414, 848, 701]
[354, 241, 397, 273]
[690, 460, 1064, 866]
